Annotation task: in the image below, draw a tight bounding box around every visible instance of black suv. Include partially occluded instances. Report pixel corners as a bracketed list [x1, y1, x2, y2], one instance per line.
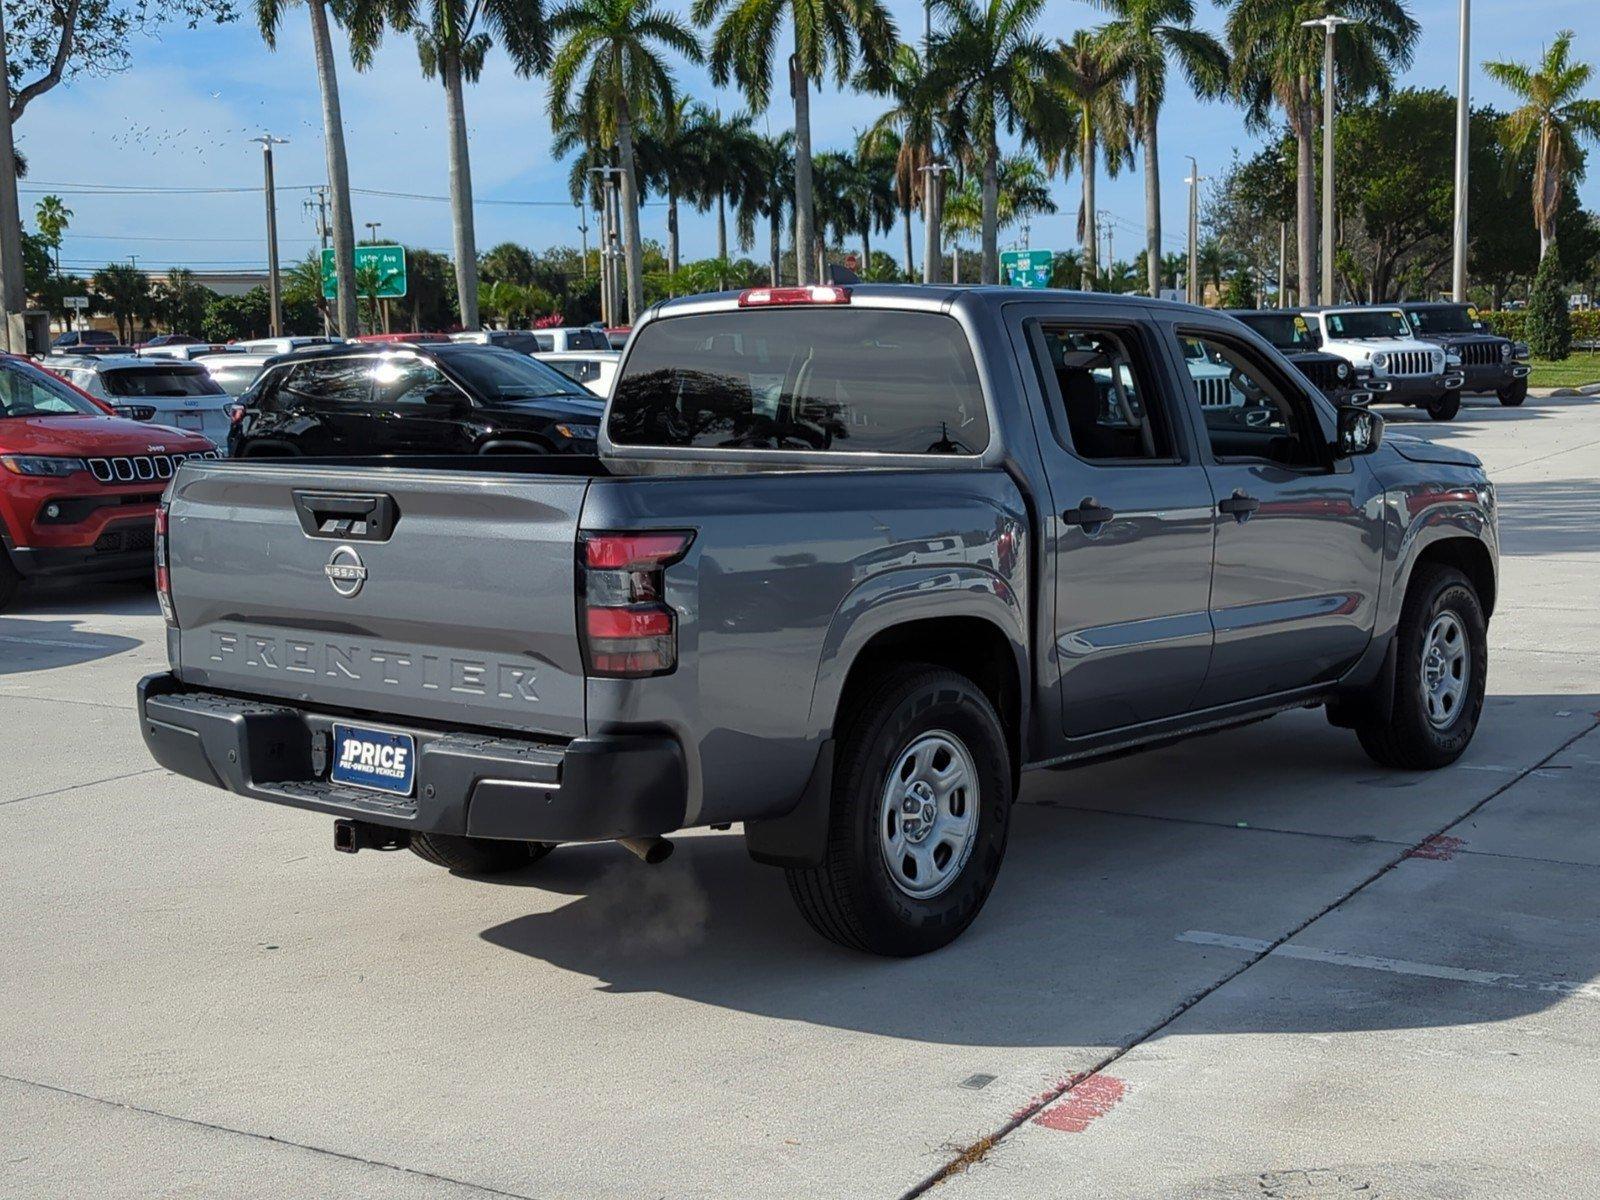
[1399, 302, 1530, 407]
[1223, 309, 1366, 404]
[228, 343, 604, 458]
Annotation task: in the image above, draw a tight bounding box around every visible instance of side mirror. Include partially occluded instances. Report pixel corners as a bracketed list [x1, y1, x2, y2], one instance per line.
[1335, 405, 1383, 457]
[421, 382, 465, 409]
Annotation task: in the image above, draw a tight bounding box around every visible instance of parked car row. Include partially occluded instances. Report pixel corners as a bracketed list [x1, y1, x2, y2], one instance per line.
[1224, 301, 1529, 421]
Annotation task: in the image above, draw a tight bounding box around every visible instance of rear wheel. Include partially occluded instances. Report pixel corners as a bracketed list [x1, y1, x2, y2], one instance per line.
[1426, 389, 1462, 421]
[785, 665, 1012, 956]
[1356, 564, 1487, 770]
[409, 833, 556, 875]
[1497, 380, 1528, 407]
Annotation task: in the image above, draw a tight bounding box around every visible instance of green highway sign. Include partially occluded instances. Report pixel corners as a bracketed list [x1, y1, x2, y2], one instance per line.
[322, 244, 408, 299]
[1000, 249, 1054, 289]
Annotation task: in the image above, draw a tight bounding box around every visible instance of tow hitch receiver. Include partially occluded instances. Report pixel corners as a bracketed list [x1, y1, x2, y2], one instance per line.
[334, 819, 411, 854]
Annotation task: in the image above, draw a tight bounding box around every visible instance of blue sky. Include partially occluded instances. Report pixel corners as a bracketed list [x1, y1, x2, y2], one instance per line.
[15, 0, 1600, 278]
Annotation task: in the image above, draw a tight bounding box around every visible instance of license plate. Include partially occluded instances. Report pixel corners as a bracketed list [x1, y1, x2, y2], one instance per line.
[177, 413, 205, 431]
[330, 724, 417, 796]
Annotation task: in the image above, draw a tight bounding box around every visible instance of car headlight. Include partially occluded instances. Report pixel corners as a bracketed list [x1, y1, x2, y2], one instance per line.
[1336, 361, 1350, 379]
[0, 454, 87, 477]
[1372, 352, 1389, 369]
[1500, 343, 1512, 361]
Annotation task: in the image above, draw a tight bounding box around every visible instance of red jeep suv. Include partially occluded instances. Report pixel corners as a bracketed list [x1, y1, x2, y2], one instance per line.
[0, 354, 216, 609]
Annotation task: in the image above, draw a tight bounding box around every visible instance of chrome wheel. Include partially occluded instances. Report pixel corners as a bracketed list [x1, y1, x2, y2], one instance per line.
[878, 731, 979, 900]
[1422, 612, 1469, 729]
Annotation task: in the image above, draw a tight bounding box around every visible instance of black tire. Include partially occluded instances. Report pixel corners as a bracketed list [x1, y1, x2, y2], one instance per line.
[1356, 564, 1487, 770]
[409, 833, 555, 875]
[0, 550, 19, 612]
[785, 665, 1012, 956]
[1426, 389, 1462, 421]
[1497, 380, 1528, 407]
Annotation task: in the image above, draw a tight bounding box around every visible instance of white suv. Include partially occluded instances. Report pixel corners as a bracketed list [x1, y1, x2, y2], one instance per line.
[1305, 307, 1466, 421]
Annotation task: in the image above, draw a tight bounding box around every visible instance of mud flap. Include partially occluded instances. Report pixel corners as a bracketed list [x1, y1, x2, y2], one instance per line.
[744, 740, 834, 869]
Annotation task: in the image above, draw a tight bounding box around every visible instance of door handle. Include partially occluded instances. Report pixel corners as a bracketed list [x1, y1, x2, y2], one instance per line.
[1217, 491, 1261, 523]
[1062, 498, 1115, 532]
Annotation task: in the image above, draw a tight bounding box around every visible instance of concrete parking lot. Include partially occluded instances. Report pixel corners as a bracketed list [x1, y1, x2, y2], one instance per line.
[3, 393, 1598, 1199]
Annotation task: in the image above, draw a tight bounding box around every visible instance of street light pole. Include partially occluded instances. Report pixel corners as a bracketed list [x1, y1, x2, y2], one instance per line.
[919, 162, 949, 284]
[1184, 157, 1202, 305]
[252, 134, 289, 337]
[1450, 0, 1471, 300]
[1302, 15, 1354, 306]
[363, 222, 386, 332]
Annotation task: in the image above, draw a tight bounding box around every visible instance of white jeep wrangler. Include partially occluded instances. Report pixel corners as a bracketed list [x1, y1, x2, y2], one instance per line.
[1306, 307, 1466, 421]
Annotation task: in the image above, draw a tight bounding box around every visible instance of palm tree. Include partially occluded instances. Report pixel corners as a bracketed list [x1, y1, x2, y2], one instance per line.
[371, 0, 553, 330]
[1093, 0, 1228, 297]
[845, 138, 898, 273]
[259, 0, 369, 337]
[1223, 0, 1418, 305]
[941, 177, 983, 282]
[91, 264, 150, 343]
[926, 0, 1070, 283]
[1484, 30, 1600, 260]
[549, 0, 700, 323]
[1055, 30, 1134, 290]
[33, 195, 71, 275]
[736, 130, 793, 284]
[861, 43, 944, 280]
[692, 0, 898, 286]
[637, 98, 713, 277]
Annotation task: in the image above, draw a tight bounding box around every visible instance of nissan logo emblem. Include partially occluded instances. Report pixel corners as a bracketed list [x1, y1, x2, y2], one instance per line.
[324, 545, 368, 598]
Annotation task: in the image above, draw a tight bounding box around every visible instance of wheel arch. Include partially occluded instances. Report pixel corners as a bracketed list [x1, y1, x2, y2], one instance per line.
[1413, 535, 1496, 620]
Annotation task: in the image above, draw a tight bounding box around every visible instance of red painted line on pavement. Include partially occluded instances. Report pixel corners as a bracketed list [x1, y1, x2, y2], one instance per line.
[1032, 1075, 1128, 1133]
[1407, 834, 1466, 861]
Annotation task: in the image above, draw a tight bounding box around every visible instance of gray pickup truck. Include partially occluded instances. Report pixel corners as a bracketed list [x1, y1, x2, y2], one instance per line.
[138, 286, 1498, 956]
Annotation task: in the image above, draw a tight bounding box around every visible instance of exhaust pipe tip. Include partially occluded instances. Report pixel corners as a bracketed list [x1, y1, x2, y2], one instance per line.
[618, 836, 674, 865]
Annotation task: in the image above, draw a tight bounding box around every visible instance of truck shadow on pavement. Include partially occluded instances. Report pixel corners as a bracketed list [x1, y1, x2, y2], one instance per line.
[478, 697, 1600, 1046]
[0, 616, 142, 674]
[8, 577, 159, 618]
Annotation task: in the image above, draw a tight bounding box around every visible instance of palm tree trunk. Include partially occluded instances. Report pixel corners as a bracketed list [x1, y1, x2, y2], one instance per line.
[307, 0, 358, 338]
[667, 185, 680, 279]
[716, 193, 727, 289]
[902, 202, 915, 281]
[769, 206, 781, 285]
[0, 3, 26, 352]
[1295, 98, 1317, 306]
[616, 103, 644, 324]
[861, 224, 870, 274]
[1142, 104, 1161, 299]
[980, 131, 999, 285]
[1081, 128, 1097, 290]
[442, 49, 479, 329]
[792, 49, 816, 286]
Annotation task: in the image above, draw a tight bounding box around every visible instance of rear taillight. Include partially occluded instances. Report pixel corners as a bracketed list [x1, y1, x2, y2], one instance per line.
[154, 501, 176, 627]
[578, 531, 693, 678]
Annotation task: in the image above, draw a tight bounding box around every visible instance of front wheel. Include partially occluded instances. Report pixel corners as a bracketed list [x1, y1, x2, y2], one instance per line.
[1426, 389, 1462, 421]
[1497, 380, 1528, 407]
[785, 665, 1012, 956]
[409, 833, 556, 875]
[1356, 564, 1487, 769]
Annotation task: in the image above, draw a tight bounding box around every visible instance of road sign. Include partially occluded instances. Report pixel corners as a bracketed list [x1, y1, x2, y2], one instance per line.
[1000, 249, 1054, 289]
[322, 245, 408, 299]
[65, 296, 89, 310]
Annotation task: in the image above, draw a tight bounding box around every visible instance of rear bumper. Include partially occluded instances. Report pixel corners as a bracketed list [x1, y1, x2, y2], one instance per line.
[137, 672, 687, 842]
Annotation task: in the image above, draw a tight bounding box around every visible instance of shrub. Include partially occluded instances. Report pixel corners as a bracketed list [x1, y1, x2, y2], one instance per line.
[1525, 245, 1572, 360]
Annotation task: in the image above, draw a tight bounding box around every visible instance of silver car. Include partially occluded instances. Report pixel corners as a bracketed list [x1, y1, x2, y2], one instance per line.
[193, 352, 277, 398]
[54, 354, 234, 446]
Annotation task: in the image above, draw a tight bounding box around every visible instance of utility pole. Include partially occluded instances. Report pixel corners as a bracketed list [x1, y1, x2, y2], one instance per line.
[919, 162, 949, 284]
[576, 204, 590, 281]
[1185, 157, 1202, 305]
[252, 134, 289, 338]
[1450, 0, 1471, 300]
[588, 166, 621, 325]
[305, 188, 332, 336]
[1303, 15, 1355, 307]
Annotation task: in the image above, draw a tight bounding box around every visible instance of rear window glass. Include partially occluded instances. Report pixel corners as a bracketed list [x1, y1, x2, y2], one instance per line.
[565, 329, 608, 351]
[608, 309, 989, 454]
[103, 368, 223, 398]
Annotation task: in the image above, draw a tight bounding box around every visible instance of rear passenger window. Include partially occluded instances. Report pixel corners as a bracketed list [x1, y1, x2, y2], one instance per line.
[1030, 326, 1174, 461]
[281, 359, 372, 406]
